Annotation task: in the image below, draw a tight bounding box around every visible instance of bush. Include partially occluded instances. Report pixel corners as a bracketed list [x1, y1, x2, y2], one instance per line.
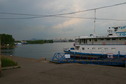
[1, 57, 18, 67]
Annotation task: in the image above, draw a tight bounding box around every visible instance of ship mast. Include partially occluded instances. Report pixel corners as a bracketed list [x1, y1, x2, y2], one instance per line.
[93, 9, 96, 36]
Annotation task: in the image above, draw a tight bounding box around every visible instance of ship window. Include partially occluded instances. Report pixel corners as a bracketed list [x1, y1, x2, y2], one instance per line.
[112, 38, 116, 40]
[100, 38, 104, 40]
[75, 39, 79, 42]
[106, 38, 110, 40]
[82, 48, 85, 50]
[94, 39, 97, 42]
[98, 48, 102, 50]
[79, 39, 81, 44]
[111, 48, 116, 51]
[92, 47, 95, 49]
[104, 48, 108, 50]
[89, 39, 91, 41]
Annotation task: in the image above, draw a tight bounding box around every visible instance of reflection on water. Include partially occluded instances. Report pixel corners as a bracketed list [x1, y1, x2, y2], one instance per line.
[1, 48, 15, 56]
[1, 42, 73, 60]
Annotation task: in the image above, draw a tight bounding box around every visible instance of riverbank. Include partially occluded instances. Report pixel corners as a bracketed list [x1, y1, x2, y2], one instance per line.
[0, 55, 126, 84]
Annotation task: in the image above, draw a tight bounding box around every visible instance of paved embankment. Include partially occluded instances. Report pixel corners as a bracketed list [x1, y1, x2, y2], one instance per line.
[0, 56, 126, 84]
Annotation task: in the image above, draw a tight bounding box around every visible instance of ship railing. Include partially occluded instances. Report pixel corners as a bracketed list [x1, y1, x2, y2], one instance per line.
[90, 51, 126, 55]
[51, 52, 126, 67]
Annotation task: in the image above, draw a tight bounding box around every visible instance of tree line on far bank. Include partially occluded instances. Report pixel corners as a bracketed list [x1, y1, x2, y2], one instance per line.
[26, 40, 53, 44]
[0, 33, 53, 48]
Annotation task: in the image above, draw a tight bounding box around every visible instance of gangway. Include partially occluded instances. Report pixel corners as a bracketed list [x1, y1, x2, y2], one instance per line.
[51, 53, 126, 67]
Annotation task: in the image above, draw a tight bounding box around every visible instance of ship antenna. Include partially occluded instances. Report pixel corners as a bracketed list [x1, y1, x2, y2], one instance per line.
[93, 9, 96, 36]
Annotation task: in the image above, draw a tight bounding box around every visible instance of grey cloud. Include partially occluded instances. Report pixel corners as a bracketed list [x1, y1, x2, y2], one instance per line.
[0, 0, 126, 40]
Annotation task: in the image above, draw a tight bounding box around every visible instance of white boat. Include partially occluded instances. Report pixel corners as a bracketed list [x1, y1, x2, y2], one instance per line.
[64, 26, 126, 58]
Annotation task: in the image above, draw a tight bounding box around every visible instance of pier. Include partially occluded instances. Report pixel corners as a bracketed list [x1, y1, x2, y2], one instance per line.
[51, 53, 126, 67]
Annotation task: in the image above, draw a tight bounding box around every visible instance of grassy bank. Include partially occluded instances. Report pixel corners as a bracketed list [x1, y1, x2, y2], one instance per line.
[1, 56, 18, 67]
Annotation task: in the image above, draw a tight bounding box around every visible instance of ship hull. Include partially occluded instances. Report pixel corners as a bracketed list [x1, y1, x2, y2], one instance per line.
[64, 45, 126, 59]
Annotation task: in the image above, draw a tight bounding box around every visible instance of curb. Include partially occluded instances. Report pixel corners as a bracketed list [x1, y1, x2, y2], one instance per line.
[2, 66, 20, 70]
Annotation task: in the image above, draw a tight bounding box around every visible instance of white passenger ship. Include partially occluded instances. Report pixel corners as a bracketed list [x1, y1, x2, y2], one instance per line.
[64, 26, 126, 58]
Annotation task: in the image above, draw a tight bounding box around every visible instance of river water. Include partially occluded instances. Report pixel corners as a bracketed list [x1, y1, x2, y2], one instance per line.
[1, 42, 73, 60]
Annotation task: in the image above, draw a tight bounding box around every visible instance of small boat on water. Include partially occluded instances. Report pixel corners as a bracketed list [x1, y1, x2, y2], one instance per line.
[64, 26, 126, 59]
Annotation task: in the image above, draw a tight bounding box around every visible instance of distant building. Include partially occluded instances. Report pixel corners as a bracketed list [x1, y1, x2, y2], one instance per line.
[53, 38, 75, 42]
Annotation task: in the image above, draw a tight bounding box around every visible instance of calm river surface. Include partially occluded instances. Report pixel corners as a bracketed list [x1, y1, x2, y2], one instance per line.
[2, 42, 73, 60]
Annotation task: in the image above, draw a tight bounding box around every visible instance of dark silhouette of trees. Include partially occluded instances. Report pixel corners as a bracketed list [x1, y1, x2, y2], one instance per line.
[27, 40, 53, 44]
[0, 34, 15, 48]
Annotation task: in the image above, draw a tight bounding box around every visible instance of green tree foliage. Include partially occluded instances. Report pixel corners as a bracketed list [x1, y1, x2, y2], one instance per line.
[0, 34, 15, 48]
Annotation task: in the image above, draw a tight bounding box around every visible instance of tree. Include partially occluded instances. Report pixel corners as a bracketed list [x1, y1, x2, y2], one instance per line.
[0, 34, 15, 48]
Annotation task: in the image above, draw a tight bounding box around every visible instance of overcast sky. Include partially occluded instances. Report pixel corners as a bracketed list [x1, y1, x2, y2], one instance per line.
[0, 0, 126, 40]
